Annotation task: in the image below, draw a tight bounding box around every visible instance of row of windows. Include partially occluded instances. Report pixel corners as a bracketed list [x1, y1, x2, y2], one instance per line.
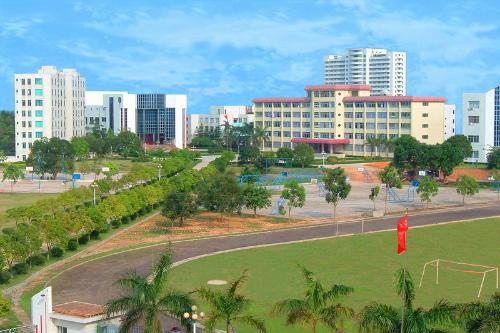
[17, 99, 44, 107]
[345, 101, 413, 108]
[468, 135, 480, 143]
[259, 102, 311, 108]
[17, 78, 43, 85]
[19, 121, 43, 128]
[345, 111, 411, 119]
[20, 131, 43, 139]
[19, 110, 44, 117]
[256, 111, 416, 119]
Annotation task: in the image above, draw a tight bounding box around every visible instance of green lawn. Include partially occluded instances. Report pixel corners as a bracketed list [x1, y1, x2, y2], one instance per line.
[0, 193, 58, 229]
[169, 218, 500, 333]
[456, 162, 489, 169]
[74, 158, 152, 173]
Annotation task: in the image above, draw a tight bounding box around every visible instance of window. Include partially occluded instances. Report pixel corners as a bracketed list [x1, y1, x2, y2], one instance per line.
[468, 101, 480, 109]
[35, 89, 43, 96]
[284, 112, 291, 118]
[344, 133, 353, 139]
[344, 112, 353, 118]
[264, 112, 272, 117]
[471, 151, 479, 158]
[35, 131, 43, 138]
[366, 122, 376, 129]
[273, 112, 281, 117]
[355, 133, 365, 139]
[35, 121, 43, 128]
[389, 123, 398, 129]
[264, 121, 272, 127]
[377, 112, 387, 119]
[274, 121, 281, 127]
[377, 102, 387, 108]
[422, 113, 428, 117]
[293, 112, 301, 117]
[344, 122, 353, 129]
[355, 112, 363, 118]
[422, 124, 428, 128]
[389, 112, 398, 119]
[302, 132, 311, 138]
[293, 121, 301, 128]
[302, 112, 311, 118]
[35, 100, 43, 106]
[366, 112, 376, 118]
[422, 135, 428, 139]
[401, 112, 411, 119]
[468, 116, 479, 124]
[401, 123, 411, 129]
[345, 103, 353, 108]
[35, 110, 43, 117]
[28, 132, 32, 138]
[377, 123, 387, 129]
[293, 131, 301, 138]
[468, 135, 480, 143]
[366, 102, 376, 108]
[302, 122, 311, 128]
[423, 102, 429, 106]
[283, 121, 291, 127]
[22, 132, 26, 138]
[57, 326, 68, 333]
[35, 78, 43, 85]
[355, 122, 364, 129]
[274, 131, 281, 137]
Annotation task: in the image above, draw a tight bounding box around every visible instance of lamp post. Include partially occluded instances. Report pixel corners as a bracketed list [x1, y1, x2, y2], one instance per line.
[157, 164, 162, 181]
[321, 151, 326, 167]
[91, 183, 98, 206]
[183, 305, 204, 333]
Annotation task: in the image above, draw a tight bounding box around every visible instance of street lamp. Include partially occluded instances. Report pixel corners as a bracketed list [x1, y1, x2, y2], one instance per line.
[157, 164, 162, 181]
[90, 183, 98, 206]
[183, 305, 204, 333]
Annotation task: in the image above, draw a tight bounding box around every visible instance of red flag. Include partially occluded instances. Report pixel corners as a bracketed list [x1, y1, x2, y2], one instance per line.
[397, 214, 408, 255]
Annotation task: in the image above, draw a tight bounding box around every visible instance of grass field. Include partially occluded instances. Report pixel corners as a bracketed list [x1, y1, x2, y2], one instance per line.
[74, 158, 152, 172]
[169, 217, 500, 333]
[0, 193, 58, 229]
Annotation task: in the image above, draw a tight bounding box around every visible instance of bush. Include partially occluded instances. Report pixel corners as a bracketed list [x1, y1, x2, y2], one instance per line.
[326, 156, 338, 164]
[26, 254, 46, 266]
[121, 216, 131, 224]
[111, 219, 122, 228]
[0, 271, 11, 284]
[78, 234, 90, 245]
[0, 295, 11, 315]
[67, 239, 78, 251]
[90, 230, 100, 240]
[50, 246, 64, 258]
[12, 262, 28, 275]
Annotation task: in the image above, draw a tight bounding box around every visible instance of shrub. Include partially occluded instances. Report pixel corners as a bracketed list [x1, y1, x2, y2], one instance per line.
[78, 234, 90, 245]
[326, 156, 338, 164]
[121, 216, 131, 224]
[67, 239, 78, 251]
[50, 246, 64, 258]
[0, 295, 10, 315]
[111, 219, 122, 228]
[26, 254, 46, 266]
[12, 263, 28, 275]
[0, 271, 11, 284]
[90, 230, 100, 240]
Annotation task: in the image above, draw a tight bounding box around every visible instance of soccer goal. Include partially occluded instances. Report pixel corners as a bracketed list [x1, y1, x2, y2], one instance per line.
[419, 259, 499, 298]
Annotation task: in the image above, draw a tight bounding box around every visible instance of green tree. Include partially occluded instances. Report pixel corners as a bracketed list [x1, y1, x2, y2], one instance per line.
[276, 147, 294, 159]
[456, 175, 480, 205]
[114, 130, 143, 157]
[323, 167, 351, 222]
[2, 163, 24, 192]
[273, 267, 354, 333]
[197, 271, 267, 333]
[240, 145, 261, 165]
[457, 292, 500, 333]
[35, 216, 69, 257]
[416, 176, 439, 208]
[369, 186, 380, 211]
[293, 143, 315, 168]
[0, 110, 15, 155]
[78, 160, 93, 178]
[162, 191, 198, 227]
[0, 150, 6, 163]
[242, 184, 272, 217]
[105, 249, 192, 333]
[252, 126, 270, 148]
[378, 166, 403, 213]
[15, 223, 42, 267]
[0, 295, 11, 317]
[281, 179, 306, 217]
[392, 135, 423, 174]
[359, 268, 455, 333]
[197, 172, 243, 221]
[444, 135, 473, 162]
[29, 137, 74, 179]
[364, 137, 378, 157]
[6, 206, 42, 226]
[103, 162, 119, 180]
[487, 147, 500, 169]
[0, 231, 28, 273]
[71, 137, 90, 161]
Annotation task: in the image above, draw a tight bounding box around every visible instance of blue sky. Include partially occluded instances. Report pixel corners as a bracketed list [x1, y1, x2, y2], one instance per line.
[0, 0, 499, 133]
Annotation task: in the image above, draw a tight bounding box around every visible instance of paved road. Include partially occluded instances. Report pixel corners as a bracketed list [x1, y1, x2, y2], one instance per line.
[50, 203, 500, 305]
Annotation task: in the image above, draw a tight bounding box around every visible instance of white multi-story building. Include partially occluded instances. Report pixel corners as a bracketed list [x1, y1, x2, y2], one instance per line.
[324, 48, 406, 96]
[187, 105, 253, 142]
[85, 91, 137, 134]
[444, 104, 456, 140]
[14, 66, 85, 160]
[462, 85, 500, 163]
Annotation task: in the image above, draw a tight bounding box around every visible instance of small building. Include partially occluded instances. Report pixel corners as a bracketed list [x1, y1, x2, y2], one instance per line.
[32, 287, 121, 333]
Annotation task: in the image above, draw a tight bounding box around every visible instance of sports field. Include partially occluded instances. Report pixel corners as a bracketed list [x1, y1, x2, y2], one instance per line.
[169, 217, 500, 333]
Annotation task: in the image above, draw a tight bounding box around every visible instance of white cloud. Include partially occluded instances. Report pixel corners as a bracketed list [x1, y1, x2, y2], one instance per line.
[0, 17, 43, 37]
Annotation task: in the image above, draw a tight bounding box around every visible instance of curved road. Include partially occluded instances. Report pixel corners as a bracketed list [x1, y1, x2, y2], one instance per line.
[51, 203, 500, 305]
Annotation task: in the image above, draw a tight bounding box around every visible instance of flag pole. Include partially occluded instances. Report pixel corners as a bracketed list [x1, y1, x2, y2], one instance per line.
[400, 208, 408, 333]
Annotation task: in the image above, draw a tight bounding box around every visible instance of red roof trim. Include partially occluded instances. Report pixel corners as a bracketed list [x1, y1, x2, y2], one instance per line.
[291, 138, 350, 145]
[304, 84, 372, 91]
[343, 96, 447, 103]
[252, 97, 310, 103]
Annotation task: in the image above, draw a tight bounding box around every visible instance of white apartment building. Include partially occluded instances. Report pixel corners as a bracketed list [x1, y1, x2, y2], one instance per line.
[85, 91, 137, 134]
[444, 104, 456, 140]
[14, 66, 85, 160]
[188, 105, 253, 142]
[324, 48, 406, 96]
[462, 85, 500, 163]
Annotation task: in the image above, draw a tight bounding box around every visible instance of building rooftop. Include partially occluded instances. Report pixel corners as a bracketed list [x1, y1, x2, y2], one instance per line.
[52, 302, 105, 318]
[252, 97, 310, 103]
[343, 96, 446, 103]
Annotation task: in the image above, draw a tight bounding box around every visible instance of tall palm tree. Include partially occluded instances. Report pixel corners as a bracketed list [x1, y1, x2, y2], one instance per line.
[457, 292, 499, 333]
[383, 138, 396, 158]
[105, 249, 192, 333]
[358, 268, 456, 333]
[273, 266, 354, 333]
[364, 137, 377, 157]
[252, 126, 270, 148]
[197, 271, 267, 333]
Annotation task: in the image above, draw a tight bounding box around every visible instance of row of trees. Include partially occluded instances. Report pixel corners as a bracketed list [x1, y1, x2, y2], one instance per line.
[0, 152, 197, 283]
[106, 249, 500, 333]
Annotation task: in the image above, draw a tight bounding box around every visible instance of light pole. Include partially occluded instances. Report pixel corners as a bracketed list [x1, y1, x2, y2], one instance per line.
[321, 151, 326, 167]
[157, 164, 162, 181]
[91, 183, 98, 206]
[183, 305, 204, 333]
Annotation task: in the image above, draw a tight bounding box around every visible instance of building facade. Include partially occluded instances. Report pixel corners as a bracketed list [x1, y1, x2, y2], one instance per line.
[324, 48, 406, 96]
[444, 104, 456, 140]
[136, 94, 187, 148]
[187, 105, 253, 142]
[14, 66, 85, 160]
[462, 85, 500, 163]
[253, 84, 446, 156]
[85, 91, 137, 134]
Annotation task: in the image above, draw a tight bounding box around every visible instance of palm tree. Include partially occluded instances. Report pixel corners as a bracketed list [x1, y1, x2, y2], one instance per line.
[358, 268, 456, 333]
[252, 126, 270, 148]
[273, 266, 354, 333]
[364, 137, 377, 157]
[457, 292, 499, 333]
[383, 138, 396, 158]
[105, 249, 192, 333]
[197, 271, 267, 333]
